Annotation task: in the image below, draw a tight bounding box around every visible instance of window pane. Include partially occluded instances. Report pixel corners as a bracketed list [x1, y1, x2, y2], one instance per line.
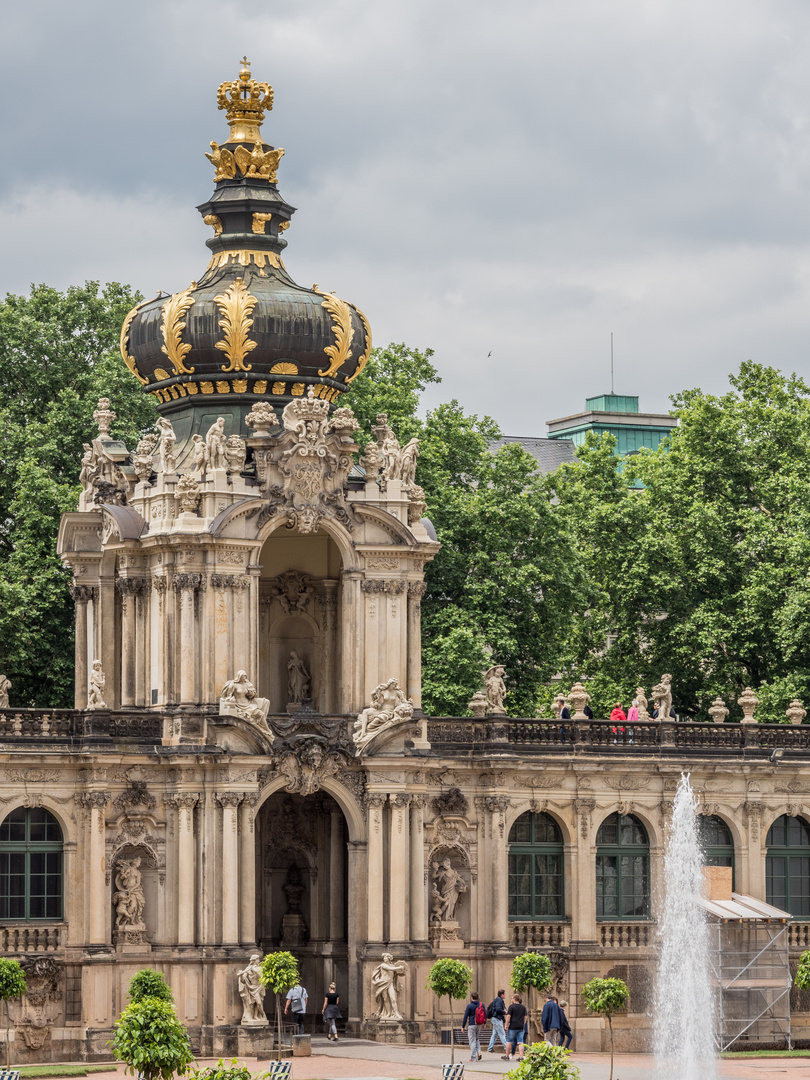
[620, 815, 647, 846]
[789, 817, 810, 848]
[509, 853, 531, 918]
[596, 855, 618, 918]
[705, 855, 733, 867]
[766, 856, 788, 910]
[767, 816, 788, 847]
[534, 814, 561, 845]
[700, 815, 732, 849]
[789, 857, 810, 918]
[509, 814, 532, 844]
[0, 809, 26, 844]
[0, 809, 63, 922]
[597, 814, 618, 846]
[535, 853, 562, 918]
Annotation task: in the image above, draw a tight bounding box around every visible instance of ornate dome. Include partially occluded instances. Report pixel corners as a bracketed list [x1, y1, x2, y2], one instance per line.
[119, 59, 371, 454]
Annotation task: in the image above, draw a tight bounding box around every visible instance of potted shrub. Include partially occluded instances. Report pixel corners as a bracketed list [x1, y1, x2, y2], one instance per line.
[581, 976, 629, 1080]
[259, 951, 300, 1079]
[128, 968, 174, 1003]
[509, 952, 552, 1045]
[426, 957, 473, 1079]
[112, 995, 194, 1080]
[504, 1041, 580, 1079]
[0, 958, 26, 1068]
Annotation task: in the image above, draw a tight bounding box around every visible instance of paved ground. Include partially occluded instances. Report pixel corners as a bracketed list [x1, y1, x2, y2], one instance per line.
[25, 1040, 810, 1080]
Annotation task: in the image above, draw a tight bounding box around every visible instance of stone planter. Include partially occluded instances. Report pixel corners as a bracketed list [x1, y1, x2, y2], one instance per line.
[708, 697, 729, 724]
[442, 1065, 465, 1080]
[786, 699, 807, 725]
[738, 687, 759, 724]
[568, 681, 591, 720]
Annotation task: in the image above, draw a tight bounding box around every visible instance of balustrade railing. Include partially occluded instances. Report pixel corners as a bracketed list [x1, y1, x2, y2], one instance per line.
[0, 924, 63, 952]
[511, 921, 571, 949]
[0, 709, 163, 742]
[599, 922, 652, 948]
[788, 923, 810, 949]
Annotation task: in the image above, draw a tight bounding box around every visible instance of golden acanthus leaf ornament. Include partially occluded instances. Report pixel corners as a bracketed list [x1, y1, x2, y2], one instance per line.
[312, 284, 355, 380]
[160, 288, 196, 376]
[344, 302, 372, 384]
[213, 278, 258, 373]
[119, 297, 152, 385]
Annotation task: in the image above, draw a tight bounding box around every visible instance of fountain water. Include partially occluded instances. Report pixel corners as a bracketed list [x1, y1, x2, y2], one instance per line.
[654, 773, 717, 1080]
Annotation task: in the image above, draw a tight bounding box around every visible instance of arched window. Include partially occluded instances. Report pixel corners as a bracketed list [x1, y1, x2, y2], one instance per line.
[508, 812, 564, 920]
[766, 815, 810, 918]
[596, 813, 649, 920]
[0, 808, 63, 921]
[699, 814, 734, 868]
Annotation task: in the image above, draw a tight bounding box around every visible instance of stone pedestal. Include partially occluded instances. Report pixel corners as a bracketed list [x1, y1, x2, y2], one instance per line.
[429, 919, 465, 953]
[291, 1034, 311, 1057]
[286, 701, 302, 715]
[280, 913, 308, 947]
[236, 1025, 274, 1057]
[360, 1019, 422, 1044]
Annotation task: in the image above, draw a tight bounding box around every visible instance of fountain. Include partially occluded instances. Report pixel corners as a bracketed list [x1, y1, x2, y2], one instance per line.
[654, 773, 717, 1080]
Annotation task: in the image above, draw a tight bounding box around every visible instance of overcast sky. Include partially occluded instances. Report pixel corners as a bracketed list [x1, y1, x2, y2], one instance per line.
[3, 0, 810, 433]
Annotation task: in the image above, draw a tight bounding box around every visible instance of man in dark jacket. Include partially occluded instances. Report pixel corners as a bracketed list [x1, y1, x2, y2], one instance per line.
[541, 991, 561, 1044]
[461, 991, 484, 1061]
[486, 988, 508, 1053]
[557, 998, 572, 1048]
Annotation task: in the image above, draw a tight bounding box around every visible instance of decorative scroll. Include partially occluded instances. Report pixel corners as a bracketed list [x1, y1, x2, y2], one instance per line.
[313, 284, 354, 379]
[119, 298, 150, 385]
[160, 288, 196, 376]
[214, 278, 258, 372]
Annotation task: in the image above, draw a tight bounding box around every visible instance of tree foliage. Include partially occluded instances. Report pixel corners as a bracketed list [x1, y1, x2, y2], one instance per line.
[581, 977, 628, 1080]
[509, 952, 553, 994]
[0, 958, 26, 1069]
[112, 996, 193, 1080]
[0, 281, 156, 707]
[796, 950, 810, 991]
[259, 951, 299, 1062]
[426, 958, 473, 1067]
[128, 969, 174, 1004]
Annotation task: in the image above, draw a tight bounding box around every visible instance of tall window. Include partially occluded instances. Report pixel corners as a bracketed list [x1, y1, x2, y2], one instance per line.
[596, 813, 649, 919]
[508, 812, 564, 920]
[0, 808, 63, 921]
[699, 814, 734, 870]
[767, 815, 810, 918]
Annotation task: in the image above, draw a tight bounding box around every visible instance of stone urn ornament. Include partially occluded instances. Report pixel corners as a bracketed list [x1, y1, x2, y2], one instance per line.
[738, 686, 759, 724]
[568, 682, 591, 720]
[708, 697, 729, 724]
[786, 699, 807, 726]
[468, 691, 486, 719]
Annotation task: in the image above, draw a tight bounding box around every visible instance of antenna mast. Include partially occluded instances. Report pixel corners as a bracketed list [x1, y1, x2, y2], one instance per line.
[610, 331, 614, 394]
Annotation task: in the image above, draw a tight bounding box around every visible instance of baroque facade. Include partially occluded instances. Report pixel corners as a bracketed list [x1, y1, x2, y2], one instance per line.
[2, 61, 810, 1061]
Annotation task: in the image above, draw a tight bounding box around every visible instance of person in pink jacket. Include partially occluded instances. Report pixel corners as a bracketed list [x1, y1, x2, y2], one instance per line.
[626, 698, 639, 743]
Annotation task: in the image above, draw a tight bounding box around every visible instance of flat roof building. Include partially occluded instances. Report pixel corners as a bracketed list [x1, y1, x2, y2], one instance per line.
[546, 392, 678, 456]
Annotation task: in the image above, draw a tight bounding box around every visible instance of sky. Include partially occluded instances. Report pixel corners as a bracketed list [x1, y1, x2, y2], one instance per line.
[3, 0, 810, 433]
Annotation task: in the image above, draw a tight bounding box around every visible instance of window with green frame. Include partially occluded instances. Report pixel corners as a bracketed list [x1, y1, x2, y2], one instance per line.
[766, 815, 810, 919]
[508, 811, 564, 920]
[596, 812, 649, 920]
[0, 807, 63, 921]
[699, 814, 735, 885]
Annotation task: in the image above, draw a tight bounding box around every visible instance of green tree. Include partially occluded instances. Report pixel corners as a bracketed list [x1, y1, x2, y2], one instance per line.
[581, 977, 628, 1080]
[0, 281, 157, 706]
[505, 1041, 581, 1080]
[259, 951, 299, 1061]
[340, 342, 440, 448]
[425, 958, 473, 1066]
[795, 950, 810, 991]
[112, 996, 193, 1080]
[0, 958, 26, 1068]
[510, 952, 553, 1045]
[128, 969, 174, 1004]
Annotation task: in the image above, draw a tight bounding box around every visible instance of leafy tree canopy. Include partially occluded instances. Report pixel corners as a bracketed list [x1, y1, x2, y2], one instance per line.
[509, 952, 552, 994]
[425, 957, 473, 1002]
[112, 996, 193, 1080]
[128, 969, 174, 1004]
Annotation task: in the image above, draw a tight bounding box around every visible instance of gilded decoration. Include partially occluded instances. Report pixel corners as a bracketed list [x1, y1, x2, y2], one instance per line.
[313, 284, 354, 379]
[203, 214, 223, 236]
[119, 299, 150, 386]
[205, 249, 284, 272]
[160, 288, 196, 376]
[213, 278, 258, 373]
[345, 301, 372, 384]
[252, 212, 273, 234]
[216, 57, 273, 144]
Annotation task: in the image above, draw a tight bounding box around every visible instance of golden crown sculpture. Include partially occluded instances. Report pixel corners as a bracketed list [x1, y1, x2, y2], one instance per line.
[216, 57, 274, 144]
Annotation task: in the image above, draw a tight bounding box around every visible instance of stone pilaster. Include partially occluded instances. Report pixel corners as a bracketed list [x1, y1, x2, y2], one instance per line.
[70, 585, 96, 709]
[216, 791, 243, 944]
[409, 794, 428, 942]
[81, 791, 111, 945]
[407, 582, 426, 708]
[174, 574, 202, 704]
[240, 794, 259, 944]
[366, 793, 386, 942]
[388, 793, 411, 943]
[166, 793, 199, 945]
[329, 808, 345, 941]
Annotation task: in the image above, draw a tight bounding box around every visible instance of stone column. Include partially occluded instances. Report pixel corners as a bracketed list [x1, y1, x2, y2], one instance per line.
[134, 581, 148, 707]
[217, 792, 243, 944]
[488, 797, 511, 944]
[230, 577, 251, 676]
[407, 582, 426, 709]
[388, 793, 411, 943]
[340, 570, 364, 714]
[240, 795, 258, 945]
[70, 585, 95, 709]
[366, 794, 387, 942]
[168, 793, 199, 945]
[319, 581, 339, 713]
[116, 579, 138, 707]
[410, 795, 428, 942]
[83, 791, 110, 945]
[330, 809, 345, 941]
[573, 798, 598, 942]
[174, 574, 201, 704]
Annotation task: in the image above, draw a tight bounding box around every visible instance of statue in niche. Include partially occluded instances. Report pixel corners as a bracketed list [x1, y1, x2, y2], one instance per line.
[371, 953, 407, 1021]
[432, 858, 467, 921]
[156, 417, 177, 474]
[88, 660, 107, 710]
[353, 679, 414, 752]
[484, 664, 507, 716]
[279, 865, 308, 947]
[237, 954, 268, 1025]
[287, 650, 310, 703]
[283, 865, 305, 914]
[113, 857, 146, 932]
[206, 417, 227, 470]
[430, 882, 445, 924]
[0, 674, 10, 709]
[220, 670, 271, 730]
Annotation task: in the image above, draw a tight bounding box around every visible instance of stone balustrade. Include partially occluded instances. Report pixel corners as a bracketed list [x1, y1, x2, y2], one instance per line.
[0, 924, 63, 952]
[511, 921, 572, 949]
[788, 924, 810, 949]
[598, 922, 652, 948]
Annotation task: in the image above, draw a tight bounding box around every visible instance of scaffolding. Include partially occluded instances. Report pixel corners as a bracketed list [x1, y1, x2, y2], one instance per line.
[702, 891, 792, 1052]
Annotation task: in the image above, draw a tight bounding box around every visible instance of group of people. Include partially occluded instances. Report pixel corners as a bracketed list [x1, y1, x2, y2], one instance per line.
[461, 989, 572, 1062]
[282, 981, 343, 1039]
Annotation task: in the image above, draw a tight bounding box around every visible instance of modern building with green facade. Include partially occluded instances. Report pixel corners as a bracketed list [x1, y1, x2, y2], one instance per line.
[546, 392, 678, 455]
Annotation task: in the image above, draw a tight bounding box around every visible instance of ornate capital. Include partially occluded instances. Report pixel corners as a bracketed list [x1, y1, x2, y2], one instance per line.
[361, 579, 406, 595]
[70, 584, 97, 603]
[153, 577, 168, 593]
[476, 796, 510, 814]
[116, 577, 148, 597]
[365, 792, 387, 810]
[216, 791, 244, 808]
[166, 793, 200, 810]
[390, 793, 411, 808]
[210, 574, 251, 590]
[173, 573, 203, 591]
[407, 581, 427, 598]
[79, 791, 111, 810]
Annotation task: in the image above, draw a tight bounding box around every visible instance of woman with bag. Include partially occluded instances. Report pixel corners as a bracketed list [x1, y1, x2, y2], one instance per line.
[322, 982, 342, 1040]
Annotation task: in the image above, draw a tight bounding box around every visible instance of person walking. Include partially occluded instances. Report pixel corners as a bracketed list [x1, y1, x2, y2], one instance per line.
[284, 981, 308, 1035]
[321, 982, 342, 1040]
[461, 991, 486, 1061]
[486, 988, 508, 1053]
[541, 990, 562, 1044]
[557, 999, 572, 1049]
[501, 993, 527, 1061]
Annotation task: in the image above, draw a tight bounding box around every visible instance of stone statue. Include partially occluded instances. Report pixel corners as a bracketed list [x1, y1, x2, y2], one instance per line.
[371, 953, 407, 1021]
[191, 434, 208, 480]
[282, 389, 329, 452]
[398, 438, 420, 488]
[652, 673, 673, 719]
[79, 443, 98, 499]
[225, 435, 247, 475]
[430, 882, 445, 923]
[220, 670, 271, 730]
[353, 679, 414, 752]
[360, 440, 383, 478]
[381, 430, 402, 484]
[175, 474, 200, 514]
[484, 665, 507, 716]
[287, 650, 310, 703]
[0, 674, 10, 709]
[156, 417, 177, 474]
[206, 417, 227, 470]
[328, 406, 360, 436]
[237, 954, 268, 1025]
[132, 434, 157, 482]
[245, 400, 278, 436]
[113, 857, 146, 932]
[88, 660, 107, 710]
[283, 865, 305, 914]
[432, 858, 467, 921]
[636, 687, 649, 721]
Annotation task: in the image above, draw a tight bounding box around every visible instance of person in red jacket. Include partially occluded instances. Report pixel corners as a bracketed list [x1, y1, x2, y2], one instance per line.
[610, 702, 626, 744]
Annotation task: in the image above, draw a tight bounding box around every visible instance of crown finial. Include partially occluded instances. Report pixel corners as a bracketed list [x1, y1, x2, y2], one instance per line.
[216, 58, 274, 145]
